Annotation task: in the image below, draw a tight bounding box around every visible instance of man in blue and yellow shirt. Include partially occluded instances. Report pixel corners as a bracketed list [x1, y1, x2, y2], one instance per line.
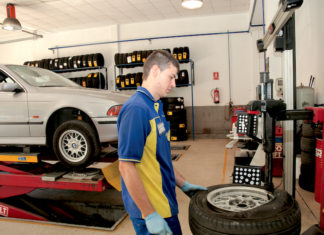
[118, 50, 207, 235]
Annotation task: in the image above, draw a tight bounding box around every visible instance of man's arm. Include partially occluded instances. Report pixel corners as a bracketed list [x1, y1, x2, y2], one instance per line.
[173, 166, 186, 188]
[173, 166, 208, 198]
[119, 161, 155, 217]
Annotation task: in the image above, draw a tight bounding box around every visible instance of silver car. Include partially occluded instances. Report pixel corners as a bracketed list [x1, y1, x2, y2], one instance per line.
[0, 64, 130, 169]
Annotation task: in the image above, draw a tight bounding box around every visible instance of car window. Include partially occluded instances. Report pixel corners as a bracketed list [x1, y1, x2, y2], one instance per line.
[0, 71, 15, 84]
[6, 65, 80, 87]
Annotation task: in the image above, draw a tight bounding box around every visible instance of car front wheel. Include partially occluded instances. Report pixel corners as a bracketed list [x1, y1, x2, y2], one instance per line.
[53, 120, 100, 169]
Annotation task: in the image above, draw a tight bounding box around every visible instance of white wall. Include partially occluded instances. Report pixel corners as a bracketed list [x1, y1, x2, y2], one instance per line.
[0, 12, 260, 107]
[296, 0, 324, 104]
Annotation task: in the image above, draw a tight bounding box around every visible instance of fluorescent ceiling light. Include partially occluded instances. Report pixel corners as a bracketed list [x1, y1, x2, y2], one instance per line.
[181, 0, 203, 9]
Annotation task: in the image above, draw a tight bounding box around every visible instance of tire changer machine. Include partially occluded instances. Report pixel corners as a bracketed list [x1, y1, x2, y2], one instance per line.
[229, 0, 324, 234]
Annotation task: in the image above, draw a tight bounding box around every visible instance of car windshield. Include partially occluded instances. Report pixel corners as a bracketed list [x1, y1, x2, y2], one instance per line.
[6, 65, 80, 87]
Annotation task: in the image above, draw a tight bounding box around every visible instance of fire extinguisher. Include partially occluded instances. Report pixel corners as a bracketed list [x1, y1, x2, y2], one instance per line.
[210, 88, 220, 103]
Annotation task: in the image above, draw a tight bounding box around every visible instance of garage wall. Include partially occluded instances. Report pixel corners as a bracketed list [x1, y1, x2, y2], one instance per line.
[0, 12, 263, 137]
[296, 0, 324, 104]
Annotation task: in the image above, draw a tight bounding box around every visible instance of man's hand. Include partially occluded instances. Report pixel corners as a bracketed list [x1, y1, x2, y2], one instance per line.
[145, 211, 173, 235]
[180, 181, 207, 198]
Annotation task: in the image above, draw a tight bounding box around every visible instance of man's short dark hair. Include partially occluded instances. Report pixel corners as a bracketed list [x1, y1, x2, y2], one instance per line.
[143, 50, 180, 80]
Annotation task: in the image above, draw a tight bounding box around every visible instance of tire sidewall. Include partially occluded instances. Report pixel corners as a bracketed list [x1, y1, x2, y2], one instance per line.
[189, 184, 301, 235]
[53, 120, 99, 169]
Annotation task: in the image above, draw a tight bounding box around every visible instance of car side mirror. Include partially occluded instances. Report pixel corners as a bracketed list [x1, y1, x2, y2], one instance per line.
[0, 83, 22, 92]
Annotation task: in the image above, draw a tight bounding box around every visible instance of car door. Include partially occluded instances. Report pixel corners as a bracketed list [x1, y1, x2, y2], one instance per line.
[0, 69, 30, 137]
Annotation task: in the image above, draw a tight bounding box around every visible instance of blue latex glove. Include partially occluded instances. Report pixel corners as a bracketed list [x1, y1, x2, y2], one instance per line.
[180, 181, 207, 198]
[145, 211, 173, 235]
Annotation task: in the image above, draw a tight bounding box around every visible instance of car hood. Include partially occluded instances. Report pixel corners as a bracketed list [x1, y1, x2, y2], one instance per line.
[35, 86, 132, 104]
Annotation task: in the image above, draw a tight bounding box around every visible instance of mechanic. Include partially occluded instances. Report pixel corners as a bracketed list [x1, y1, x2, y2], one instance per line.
[118, 50, 207, 235]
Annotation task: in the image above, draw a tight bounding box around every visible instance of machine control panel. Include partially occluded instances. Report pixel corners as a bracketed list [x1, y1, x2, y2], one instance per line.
[237, 111, 259, 136]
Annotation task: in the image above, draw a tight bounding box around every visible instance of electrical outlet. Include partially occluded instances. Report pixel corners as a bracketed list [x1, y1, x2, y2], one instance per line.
[110, 80, 113, 86]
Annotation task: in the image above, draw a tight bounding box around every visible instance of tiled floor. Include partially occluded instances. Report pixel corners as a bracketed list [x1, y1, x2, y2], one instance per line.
[0, 139, 320, 234]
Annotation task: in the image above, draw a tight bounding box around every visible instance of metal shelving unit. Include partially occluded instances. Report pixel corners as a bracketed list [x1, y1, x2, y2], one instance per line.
[52, 66, 108, 90]
[113, 59, 195, 140]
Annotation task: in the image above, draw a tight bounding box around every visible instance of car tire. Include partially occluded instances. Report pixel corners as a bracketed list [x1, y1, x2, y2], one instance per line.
[53, 120, 101, 170]
[189, 184, 301, 235]
[301, 137, 316, 153]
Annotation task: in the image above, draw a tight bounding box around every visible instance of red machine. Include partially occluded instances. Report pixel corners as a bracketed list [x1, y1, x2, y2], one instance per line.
[302, 107, 324, 234]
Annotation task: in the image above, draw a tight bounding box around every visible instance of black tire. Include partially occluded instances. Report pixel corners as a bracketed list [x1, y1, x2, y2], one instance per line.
[119, 53, 124, 66]
[130, 73, 136, 88]
[141, 51, 147, 62]
[161, 97, 184, 104]
[43, 59, 50, 70]
[299, 173, 315, 192]
[81, 77, 87, 88]
[300, 151, 315, 166]
[178, 47, 184, 63]
[53, 120, 101, 170]
[58, 57, 65, 70]
[63, 57, 69, 69]
[189, 184, 301, 235]
[92, 72, 105, 89]
[135, 73, 143, 87]
[166, 109, 186, 118]
[301, 136, 316, 153]
[178, 70, 189, 85]
[71, 56, 78, 69]
[125, 74, 131, 88]
[116, 75, 121, 88]
[315, 126, 323, 139]
[170, 129, 187, 141]
[122, 53, 128, 68]
[302, 121, 315, 138]
[120, 75, 126, 88]
[170, 122, 186, 129]
[67, 56, 74, 69]
[173, 47, 178, 60]
[300, 163, 315, 176]
[39, 59, 45, 68]
[114, 53, 119, 65]
[132, 51, 137, 63]
[93, 53, 104, 67]
[137, 51, 142, 63]
[164, 103, 184, 110]
[82, 54, 89, 67]
[183, 46, 190, 61]
[86, 73, 93, 88]
[77, 55, 83, 68]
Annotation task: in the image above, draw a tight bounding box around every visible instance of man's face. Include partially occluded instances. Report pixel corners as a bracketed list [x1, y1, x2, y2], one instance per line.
[155, 64, 177, 99]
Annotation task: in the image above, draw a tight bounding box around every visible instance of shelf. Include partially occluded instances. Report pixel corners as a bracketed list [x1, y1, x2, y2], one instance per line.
[52, 66, 108, 90]
[115, 59, 192, 68]
[52, 66, 107, 73]
[116, 84, 193, 91]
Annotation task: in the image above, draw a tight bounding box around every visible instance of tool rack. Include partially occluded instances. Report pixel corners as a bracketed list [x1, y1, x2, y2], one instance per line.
[0, 148, 118, 222]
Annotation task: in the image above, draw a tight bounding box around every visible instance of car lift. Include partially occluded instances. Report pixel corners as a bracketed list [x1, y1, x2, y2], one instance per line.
[0, 147, 122, 229]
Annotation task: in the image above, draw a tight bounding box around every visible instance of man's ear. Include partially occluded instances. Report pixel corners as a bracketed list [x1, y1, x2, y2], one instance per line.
[151, 65, 160, 78]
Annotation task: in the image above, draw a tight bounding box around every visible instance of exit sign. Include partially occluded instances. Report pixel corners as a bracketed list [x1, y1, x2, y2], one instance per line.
[213, 72, 219, 80]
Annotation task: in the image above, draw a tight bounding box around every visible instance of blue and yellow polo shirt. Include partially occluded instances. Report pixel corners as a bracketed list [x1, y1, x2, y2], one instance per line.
[117, 87, 178, 219]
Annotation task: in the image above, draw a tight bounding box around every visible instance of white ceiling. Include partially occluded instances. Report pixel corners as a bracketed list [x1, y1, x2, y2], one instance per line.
[0, 0, 250, 36]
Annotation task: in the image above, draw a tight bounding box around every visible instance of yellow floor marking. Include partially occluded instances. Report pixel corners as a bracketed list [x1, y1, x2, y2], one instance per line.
[222, 139, 229, 184]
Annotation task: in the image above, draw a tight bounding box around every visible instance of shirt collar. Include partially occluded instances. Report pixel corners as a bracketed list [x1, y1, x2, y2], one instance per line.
[137, 87, 161, 103]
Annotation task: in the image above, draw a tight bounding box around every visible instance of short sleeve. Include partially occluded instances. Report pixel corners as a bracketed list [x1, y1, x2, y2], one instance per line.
[117, 105, 150, 162]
